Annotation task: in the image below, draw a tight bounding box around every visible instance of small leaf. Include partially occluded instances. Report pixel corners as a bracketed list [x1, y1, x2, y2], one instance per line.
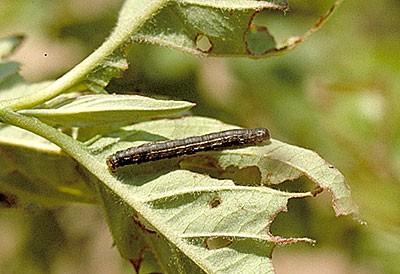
[83, 47, 129, 93]
[0, 34, 24, 59]
[4, 1, 342, 106]
[18, 94, 195, 127]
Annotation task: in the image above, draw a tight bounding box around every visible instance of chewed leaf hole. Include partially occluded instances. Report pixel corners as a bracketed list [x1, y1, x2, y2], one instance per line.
[269, 177, 315, 194]
[205, 237, 233, 250]
[209, 196, 222, 208]
[195, 34, 213, 53]
[245, 24, 276, 56]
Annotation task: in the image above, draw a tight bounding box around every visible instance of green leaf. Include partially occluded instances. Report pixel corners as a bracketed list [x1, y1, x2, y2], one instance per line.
[83, 47, 129, 93]
[90, 116, 360, 220]
[0, 124, 96, 206]
[129, 0, 282, 57]
[0, 35, 27, 95]
[98, 170, 313, 273]
[19, 94, 195, 127]
[0, 34, 24, 59]
[85, 115, 359, 270]
[118, 0, 341, 58]
[79, 0, 342, 93]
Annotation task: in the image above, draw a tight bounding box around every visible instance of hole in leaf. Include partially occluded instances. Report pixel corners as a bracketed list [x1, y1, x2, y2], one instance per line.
[311, 186, 324, 197]
[269, 177, 315, 193]
[195, 34, 213, 53]
[179, 155, 223, 177]
[205, 237, 233, 250]
[220, 166, 262, 186]
[245, 24, 276, 56]
[270, 197, 312, 239]
[180, 156, 263, 186]
[209, 196, 222, 208]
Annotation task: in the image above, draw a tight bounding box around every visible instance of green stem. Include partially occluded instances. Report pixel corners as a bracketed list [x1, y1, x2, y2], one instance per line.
[0, 0, 168, 111]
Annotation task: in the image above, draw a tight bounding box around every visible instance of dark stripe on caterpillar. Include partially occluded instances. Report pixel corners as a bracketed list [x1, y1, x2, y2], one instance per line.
[106, 128, 270, 171]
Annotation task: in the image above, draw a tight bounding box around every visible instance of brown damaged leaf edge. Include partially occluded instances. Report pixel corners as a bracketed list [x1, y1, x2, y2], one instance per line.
[264, 192, 316, 246]
[181, 192, 316, 247]
[244, 23, 276, 56]
[244, 0, 345, 58]
[129, 247, 147, 273]
[132, 213, 157, 234]
[243, 8, 277, 56]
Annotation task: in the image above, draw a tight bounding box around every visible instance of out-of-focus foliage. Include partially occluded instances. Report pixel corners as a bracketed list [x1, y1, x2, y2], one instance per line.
[0, 0, 399, 273]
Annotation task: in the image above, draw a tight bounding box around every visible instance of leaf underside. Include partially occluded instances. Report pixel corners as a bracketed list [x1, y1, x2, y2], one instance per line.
[85, 116, 357, 272]
[18, 94, 195, 127]
[98, 170, 312, 274]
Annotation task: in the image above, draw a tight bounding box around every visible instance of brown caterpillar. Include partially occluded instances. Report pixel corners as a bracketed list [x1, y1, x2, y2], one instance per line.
[106, 128, 270, 171]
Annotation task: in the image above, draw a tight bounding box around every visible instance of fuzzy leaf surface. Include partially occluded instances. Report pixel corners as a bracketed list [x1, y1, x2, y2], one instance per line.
[18, 94, 195, 127]
[97, 169, 312, 274]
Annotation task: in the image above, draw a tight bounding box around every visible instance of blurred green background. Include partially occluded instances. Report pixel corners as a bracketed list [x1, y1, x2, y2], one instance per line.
[0, 0, 399, 273]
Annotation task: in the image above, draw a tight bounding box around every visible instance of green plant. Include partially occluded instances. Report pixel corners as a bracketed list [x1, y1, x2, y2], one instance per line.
[0, 1, 360, 273]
